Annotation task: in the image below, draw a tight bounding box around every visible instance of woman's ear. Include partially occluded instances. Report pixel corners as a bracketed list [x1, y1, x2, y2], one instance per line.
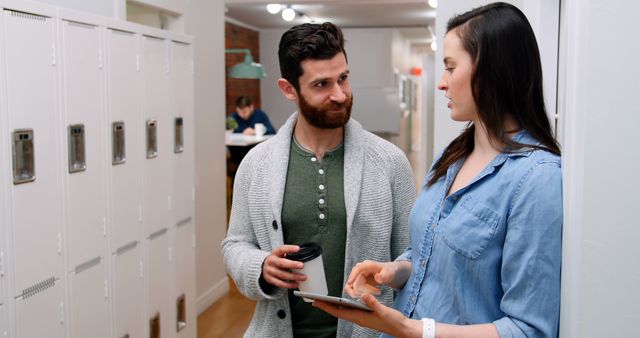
[277, 78, 298, 102]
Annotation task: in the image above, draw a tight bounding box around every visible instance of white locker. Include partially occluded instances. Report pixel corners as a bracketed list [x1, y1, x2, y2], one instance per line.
[2, 10, 64, 338]
[106, 28, 143, 251]
[142, 36, 173, 238]
[60, 19, 107, 272]
[170, 41, 196, 338]
[68, 259, 108, 338]
[0, 304, 5, 337]
[112, 243, 144, 338]
[170, 41, 194, 225]
[15, 283, 64, 338]
[172, 224, 196, 338]
[147, 231, 173, 338]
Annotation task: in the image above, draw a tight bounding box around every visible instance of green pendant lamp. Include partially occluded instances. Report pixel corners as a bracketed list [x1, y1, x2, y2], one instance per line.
[225, 48, 266, 79]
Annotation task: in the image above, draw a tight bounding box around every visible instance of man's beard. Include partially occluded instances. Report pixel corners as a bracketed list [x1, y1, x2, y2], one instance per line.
[298, 92, 353, 129]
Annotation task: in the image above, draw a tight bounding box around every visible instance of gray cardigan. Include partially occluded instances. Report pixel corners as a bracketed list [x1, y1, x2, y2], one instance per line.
[222, 113, 416, 337]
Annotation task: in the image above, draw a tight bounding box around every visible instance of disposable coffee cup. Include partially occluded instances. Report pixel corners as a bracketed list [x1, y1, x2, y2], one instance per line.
[287, 242, 328, 302]
[254, 123, 266, 138]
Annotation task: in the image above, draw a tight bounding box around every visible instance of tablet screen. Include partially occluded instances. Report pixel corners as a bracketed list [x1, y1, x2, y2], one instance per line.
[293, 290, 373, 311]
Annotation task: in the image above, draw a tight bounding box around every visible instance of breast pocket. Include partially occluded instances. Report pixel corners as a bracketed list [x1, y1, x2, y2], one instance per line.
[441, 195, 500, 260]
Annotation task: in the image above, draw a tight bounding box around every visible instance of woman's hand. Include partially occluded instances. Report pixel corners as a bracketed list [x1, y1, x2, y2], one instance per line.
[345, 260, 412, 298]
[313, 293, 422, 338]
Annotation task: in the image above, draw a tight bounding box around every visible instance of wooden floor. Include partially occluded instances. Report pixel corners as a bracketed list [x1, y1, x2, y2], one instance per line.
[197, 277, 256, 338]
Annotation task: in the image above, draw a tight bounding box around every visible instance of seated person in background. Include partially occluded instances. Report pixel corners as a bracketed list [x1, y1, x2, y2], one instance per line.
[230, 96, 276, 135]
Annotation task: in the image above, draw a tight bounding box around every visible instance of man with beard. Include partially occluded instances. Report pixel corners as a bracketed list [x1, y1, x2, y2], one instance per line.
[222, 22, 415, 338]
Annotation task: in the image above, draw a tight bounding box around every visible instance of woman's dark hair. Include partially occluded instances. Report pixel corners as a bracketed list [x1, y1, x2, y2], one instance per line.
[428, 2, 560, 186]
[278, 22, 347, 91]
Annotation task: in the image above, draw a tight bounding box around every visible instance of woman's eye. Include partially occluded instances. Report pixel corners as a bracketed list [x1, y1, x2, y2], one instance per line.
[445, 67, 454, 73]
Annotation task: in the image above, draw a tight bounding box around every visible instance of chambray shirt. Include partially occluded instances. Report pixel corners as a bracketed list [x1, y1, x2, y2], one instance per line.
[387, 132, 562, 338]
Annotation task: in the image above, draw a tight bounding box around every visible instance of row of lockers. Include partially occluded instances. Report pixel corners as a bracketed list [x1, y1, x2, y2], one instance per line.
[0, 2, 196, 338]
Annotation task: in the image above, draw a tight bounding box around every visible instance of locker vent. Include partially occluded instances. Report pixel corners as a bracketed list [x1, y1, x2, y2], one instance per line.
[116, 241, 139, 256]
[176, 216, 192, 228]
[74, 256, 101, 274]
[7, 10, 46, 22]
[148, 228, 167, 241]
[19, 276, 56, 299]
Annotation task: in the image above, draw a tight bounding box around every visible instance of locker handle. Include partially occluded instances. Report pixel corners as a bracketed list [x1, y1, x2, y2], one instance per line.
[68, 124, 86, 173]
[174, 117, 184, 153]
[112, 121, 126, 165]
[146, 119, 158, 158]
[11, 129, 35, 184]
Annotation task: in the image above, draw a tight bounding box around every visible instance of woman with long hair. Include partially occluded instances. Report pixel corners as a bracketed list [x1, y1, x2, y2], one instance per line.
[314, 3, 562, 338]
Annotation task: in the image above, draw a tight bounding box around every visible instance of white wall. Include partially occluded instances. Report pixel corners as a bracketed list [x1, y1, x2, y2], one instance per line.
[184, 0, 229, 313]
[558, 1, 640, 337]
[259, 28, 294, 129]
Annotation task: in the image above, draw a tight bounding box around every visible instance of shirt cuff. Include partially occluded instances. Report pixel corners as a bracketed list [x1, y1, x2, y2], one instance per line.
[493, 317, 525, 338]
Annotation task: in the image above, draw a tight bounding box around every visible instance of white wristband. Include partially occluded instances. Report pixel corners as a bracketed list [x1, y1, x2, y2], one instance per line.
[422, 318, 436, 338]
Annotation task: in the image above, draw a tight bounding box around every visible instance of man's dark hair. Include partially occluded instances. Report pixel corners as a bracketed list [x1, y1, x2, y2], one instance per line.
[235, 96, 252, 108]
[278, 22, 347, 91]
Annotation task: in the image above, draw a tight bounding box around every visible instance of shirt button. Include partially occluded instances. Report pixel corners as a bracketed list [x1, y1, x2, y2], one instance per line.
[318, 169, 325, 175]
[410, 295, 417, 303]
[311, 157, 317, 162]
[318, 184, 325, 190]
[319, 199, 325, 205]
[421, 259, 428, 267]
[319, 213, 326, 220]
[277, 309, 286, 319]
[272, 220, 278, 230]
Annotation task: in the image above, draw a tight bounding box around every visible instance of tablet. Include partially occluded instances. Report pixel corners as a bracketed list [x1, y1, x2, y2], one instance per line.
[293, 290, 373, 312]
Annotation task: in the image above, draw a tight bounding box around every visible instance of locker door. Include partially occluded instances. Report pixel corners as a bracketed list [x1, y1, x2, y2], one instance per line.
[147, 231, 173, 338]
[106, 28, 143, 251]
[68, 259, 108, 338]
[112, 243, 144, 338]
[15, 282, 64, 338]
[0, 304, 5, 337]
[173, 223, 196, 338]
[142, 36, 172, 238]
[2, 10, 64, 338]
[170, 42, 194, 225]
[60, 20, 109, 338]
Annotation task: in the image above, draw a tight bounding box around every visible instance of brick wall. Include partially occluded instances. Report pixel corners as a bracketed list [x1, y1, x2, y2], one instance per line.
[225, 22, 261, 116]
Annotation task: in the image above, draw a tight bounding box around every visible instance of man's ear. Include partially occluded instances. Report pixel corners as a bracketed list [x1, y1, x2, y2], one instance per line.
[277, 78, 298, 102]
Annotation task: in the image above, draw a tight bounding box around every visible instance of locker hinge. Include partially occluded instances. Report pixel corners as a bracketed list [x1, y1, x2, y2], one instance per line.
[139, 260, 144, 278]
[136, 54, 140, 71]
[104, 279, 108, 299]
[168, 246, 173, 262]
[51, 43, 56, 66]
[98, 49, 103, 69]
[138, 205, 143, 223]
[192, 234, 196, 249]
[59, 302, 64, 323]
[58, 233, 62, 254]
[103, 217, 107, 236]
[165, 57, 170, 74]
[0, 251, 4, 276]
[168, 195, 172, 211]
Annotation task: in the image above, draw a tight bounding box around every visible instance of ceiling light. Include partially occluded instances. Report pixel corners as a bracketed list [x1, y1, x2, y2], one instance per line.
[266, 4, 282, 14]
[428, 0, 438, 9]
[282, 7, 296, 22]
[430, 41, 437, 51]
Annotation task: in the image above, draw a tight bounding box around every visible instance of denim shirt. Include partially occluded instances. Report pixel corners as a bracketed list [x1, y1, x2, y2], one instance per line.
[387, 132, 562, 338]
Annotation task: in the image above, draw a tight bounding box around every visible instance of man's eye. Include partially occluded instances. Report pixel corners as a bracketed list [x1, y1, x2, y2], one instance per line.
[339, 74, 348, 82]
[315, 81, 327, 87]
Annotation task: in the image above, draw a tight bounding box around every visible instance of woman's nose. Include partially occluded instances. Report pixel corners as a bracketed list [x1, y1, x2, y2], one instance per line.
[437, 74, 447, 91]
